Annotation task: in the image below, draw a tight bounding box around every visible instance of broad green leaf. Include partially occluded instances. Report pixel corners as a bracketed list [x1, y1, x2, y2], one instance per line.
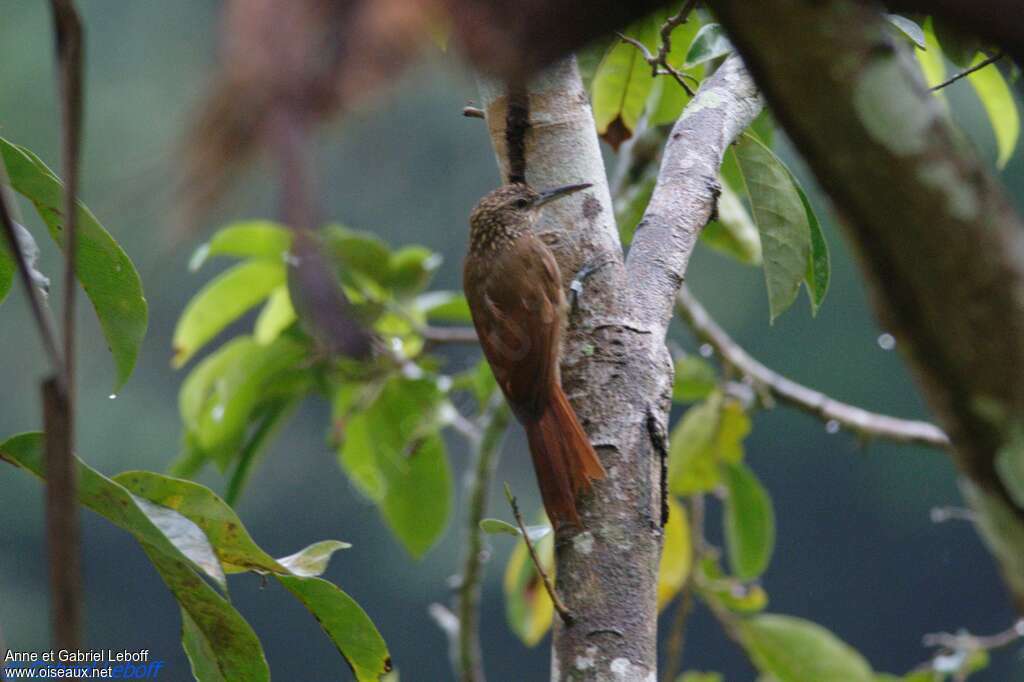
[668, 393, 723, 494]
[173, 260, 286, 367]
[114, 470, 286, 575]
[715, 400, 751, 464]
[592, 19, 658, 148]
[322, 224, 392, 284]
[132, 495, 226, 592]
[144, 547, 269, 682]
[338, 377, 452, 557]
[0, 433, 229, 590]
[277, 540, 352, 578]
[179, 336, 307, 469]
[657, 496, 691, 610]
[277, 575, 391, 681]
[503, 525, 555, 646]
[723, 462, 775, 580]
[254, 285, 296, 344]
[796, 181, 830, 315]
[182, 610, 227, 682]
[885, 15, 926, 49]
[387, 246, 441, 295]
[738, 614, 874, 682]
[967, 54, 1019, 169]
[702, 179, 763, 265]
[684, 24, 733, 68]
[673, 354, 718, 402]
[190, 221, 291, 271]
[916, 20, 947, 90]
[734, 134, 811, 321]
[418, 290, 472, 323]
[0, 138, 147, 389]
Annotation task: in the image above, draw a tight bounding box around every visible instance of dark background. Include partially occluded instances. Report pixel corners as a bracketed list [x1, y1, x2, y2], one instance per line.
[1, 3, 1022, 680]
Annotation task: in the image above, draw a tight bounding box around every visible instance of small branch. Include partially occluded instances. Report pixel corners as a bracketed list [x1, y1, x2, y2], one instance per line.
[456, 399, 510, 682]
[617, 1, 699, 97]
[463, 106, 485, 119]
[930, 51, 1004, 91]
[677, 286, 951, 449]
[48, 0, 84, 652]
[505, 484, 573, 626]
[421, 325, 480, 345]
[924, 619, 1024, 652]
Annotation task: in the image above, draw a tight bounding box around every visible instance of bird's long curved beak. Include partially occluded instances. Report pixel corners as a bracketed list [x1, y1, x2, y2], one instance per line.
[533, 182, 592, 208]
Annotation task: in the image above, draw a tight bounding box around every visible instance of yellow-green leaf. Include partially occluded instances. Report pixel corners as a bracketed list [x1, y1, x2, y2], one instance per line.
[967, 54, 1019, 168]
[658, 496, 691, 610]
[190, 221, 291, 271]
[173, 260, 286, 367]
[254, 285, 296, 344]
[592, 20, 658, 148]
[723, 462, 775, 580]
[916, 19, 947, 91]
[503, 524, 555, 646]
[739, 614, 874, 682]
[668, 392, 723, 495]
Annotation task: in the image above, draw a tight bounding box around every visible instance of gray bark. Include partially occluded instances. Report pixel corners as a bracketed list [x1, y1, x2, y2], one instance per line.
[478, 54, 761, 680]
[710, 0, 1024, 610]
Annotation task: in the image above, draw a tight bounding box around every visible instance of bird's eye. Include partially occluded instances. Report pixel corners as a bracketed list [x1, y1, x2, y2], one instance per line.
[513, 198, 530, 209]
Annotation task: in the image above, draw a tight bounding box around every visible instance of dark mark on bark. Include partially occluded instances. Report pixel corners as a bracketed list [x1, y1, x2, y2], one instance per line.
[582, 194, 602, 222]
[646, 405, 669, 527]
[707, 177, 723, 224]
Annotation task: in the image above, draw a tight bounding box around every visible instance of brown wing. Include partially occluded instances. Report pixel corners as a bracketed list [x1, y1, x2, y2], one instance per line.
[464, 234, 564, 421]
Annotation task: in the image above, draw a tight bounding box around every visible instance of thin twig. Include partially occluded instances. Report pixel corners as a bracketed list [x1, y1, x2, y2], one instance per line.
[505, 484, 573, 626]
[48, 0, 84, 652]
[923, 619, 1024, 653]
[463, 106, 485, 119]
[617, 1, 699, 97]
[676, 286, 951, 448]
[930, 51, 1005, 91]
[455, 399, 510, 682]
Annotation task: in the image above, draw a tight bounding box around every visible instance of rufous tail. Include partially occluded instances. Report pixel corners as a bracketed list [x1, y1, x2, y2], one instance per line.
[524, 384, 606, 527]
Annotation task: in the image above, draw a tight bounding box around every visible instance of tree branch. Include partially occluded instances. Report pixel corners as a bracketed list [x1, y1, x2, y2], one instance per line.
[930, 51, 1005, 92]
[617, 1, 699, 96]
[505, 485, 572, 626]
[676, 286, 950, 448]
[709, 0, 1024, 610]
[456, 400, 510, 682]
[625, 54, 762, 333]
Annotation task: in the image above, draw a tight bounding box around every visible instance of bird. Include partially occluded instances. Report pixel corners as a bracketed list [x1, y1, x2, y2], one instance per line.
[464, 181, 606, 527]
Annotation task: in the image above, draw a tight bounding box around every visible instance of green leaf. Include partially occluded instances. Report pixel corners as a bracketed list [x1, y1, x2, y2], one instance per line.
[701, 178, 763, 265]
[322, 224, 392, 284]
[668, 393, 723, 494]
[657, 497, 691, 610]
[418, 290, 472, 323]
[967, 54, 1019, 169]
[738, 614, 874, 682]
[733, 134, 812, 321]
[715, 400, 752, 464]
[684, 24, 733, 68]
[0, 138, 148, 390]
[179, 336, 307, 469]
[254, 285, 296, 344]
[994, 424, 1024, 508]
[337, 377, 452, 557]
[615, 173, 657, 245]
[698, 556, 768, 613]
[387, 246, 441, 295]
[144, 547, 268, 682]
[916, 20, 947, 90]
[503, 523, 555, 646]
[479, 518, 551, 542]
[113, 470, 287, 575]
[277, 575, 392, 681]
[723, 462, 776, 580]
[591, 19, 658, 148]
[190, 221, 291, 271]
[0, 433, 228, 590]
[173, 260, 286, 367]
[798, 181, 830, 315]
[673, 354, 718, 402]
[885, 15, 926, 49]
[277, 540, 351, 578]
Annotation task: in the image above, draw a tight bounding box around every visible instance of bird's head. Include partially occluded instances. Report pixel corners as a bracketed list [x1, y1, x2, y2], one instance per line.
[468, 181, 591, 254]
